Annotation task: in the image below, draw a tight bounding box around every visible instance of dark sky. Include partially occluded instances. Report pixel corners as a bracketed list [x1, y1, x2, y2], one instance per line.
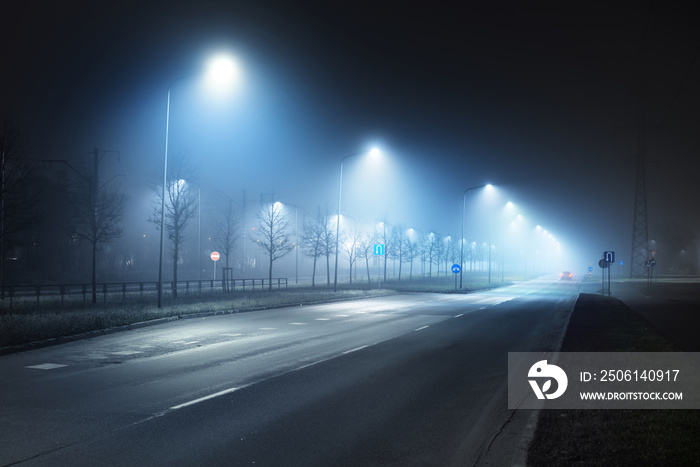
[3, 0, 699, 273]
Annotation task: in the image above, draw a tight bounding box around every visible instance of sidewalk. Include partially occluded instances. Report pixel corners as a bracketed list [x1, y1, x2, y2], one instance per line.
[609, 278, 700, 352]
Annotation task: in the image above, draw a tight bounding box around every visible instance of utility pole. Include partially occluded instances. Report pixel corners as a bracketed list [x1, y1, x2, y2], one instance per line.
[628, 98, 653, 278]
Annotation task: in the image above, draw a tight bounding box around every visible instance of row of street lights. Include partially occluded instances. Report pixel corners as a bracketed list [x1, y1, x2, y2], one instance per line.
[154, 53, 560, 306]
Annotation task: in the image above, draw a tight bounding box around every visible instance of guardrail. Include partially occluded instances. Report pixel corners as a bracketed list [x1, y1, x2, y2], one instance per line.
[0, 278, 288, 308]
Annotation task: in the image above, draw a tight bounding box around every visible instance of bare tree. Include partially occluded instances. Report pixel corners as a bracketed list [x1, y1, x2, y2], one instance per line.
[301, 211, 324, 287]
[254, 202, 294, 291]
[357, 231, 374, 287]
[68, 175, 126, 303]
[446, 236, 459, 271]
[434, 234, 447, 276]
[390, 224, 408, 281]
[213, 197, 240, 270]
[375, 220, 390, 281]
[405, 237, 419, 280]
[421, 232, 438, 277]
[149, 156, 198, 298]
[319, 207, 336, 286]
[341, 226, 362, 284]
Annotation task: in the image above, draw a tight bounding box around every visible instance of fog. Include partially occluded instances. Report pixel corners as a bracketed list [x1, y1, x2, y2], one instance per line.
[2, 1, 699, 285]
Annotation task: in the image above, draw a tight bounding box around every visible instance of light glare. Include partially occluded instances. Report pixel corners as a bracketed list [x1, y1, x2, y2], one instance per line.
[205, 55, 238, 89]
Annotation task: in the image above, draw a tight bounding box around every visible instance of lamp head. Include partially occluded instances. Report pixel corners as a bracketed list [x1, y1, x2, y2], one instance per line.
[205, 54, 239, 90]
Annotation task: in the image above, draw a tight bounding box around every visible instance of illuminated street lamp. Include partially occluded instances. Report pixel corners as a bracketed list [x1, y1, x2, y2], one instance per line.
[158, 54, 239, 308]
[333, 148, 380, 292]
[460, 184, 491, 288]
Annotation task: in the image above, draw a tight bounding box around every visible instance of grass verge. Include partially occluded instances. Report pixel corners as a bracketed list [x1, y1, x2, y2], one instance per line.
[526, 293, 700, 466]
[0, 277, 501, 350]
[0, 288, 395, 350]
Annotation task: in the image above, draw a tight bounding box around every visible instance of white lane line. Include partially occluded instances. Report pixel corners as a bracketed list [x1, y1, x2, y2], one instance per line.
[111, 351, 143, 356]
[478, 307, 486, 310]
[343, 345, 369, 354]
[336, 314, 350, 317]
[414, 325, 429, 331]
[454, 313, 464, 318]
[170, 385, 250, 411]
[315, 318, 330, 321]
[259, 327, 277, 331]
[222, 333, 243, 337]
[181, 341, 199, 345]
[25, 363, 68, 370]
[289, 322, 306, 325]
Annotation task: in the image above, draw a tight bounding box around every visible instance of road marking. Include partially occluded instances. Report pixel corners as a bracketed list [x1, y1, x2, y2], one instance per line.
[25, 363, 68, 370]
[336, 314, 350, 317]
[181, 341, 200, 345]
[222, 333, 243, 337]
[315, 318, 330, 321]
[343, 345, 369, 354]
[414, 325, 429, 331]
[478, 307, 486, 310]
[259, 327, 277, 331]
[454, 313, 464, 318]
[289, 322, 306, 325]
[170, 385, 250, 411]
[111, 351, 143, 356]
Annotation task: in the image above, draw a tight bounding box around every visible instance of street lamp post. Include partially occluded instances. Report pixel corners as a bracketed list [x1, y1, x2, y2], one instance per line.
[488, 210, 492, 284]
[157, 54, 237, 308]
[333, 148, 379, 292]
[460, 184, 488, 289]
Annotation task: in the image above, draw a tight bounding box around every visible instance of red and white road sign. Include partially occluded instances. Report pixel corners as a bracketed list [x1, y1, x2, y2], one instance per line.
[210, 251, 220, 261]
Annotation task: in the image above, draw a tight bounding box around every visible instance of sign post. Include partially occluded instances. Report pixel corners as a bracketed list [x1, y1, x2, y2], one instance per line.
[211, 251, 220, 282]
[451, 263, 461, 290]
[374, 244, 384, 290]
[598, 259, 607, 296]
[602, 251, 615, 297]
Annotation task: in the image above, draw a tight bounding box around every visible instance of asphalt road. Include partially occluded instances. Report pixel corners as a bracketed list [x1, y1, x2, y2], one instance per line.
[0, 277, 579, 466]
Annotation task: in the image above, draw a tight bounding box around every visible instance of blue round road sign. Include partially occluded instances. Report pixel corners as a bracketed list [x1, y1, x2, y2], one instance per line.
[451, 264, 461, 274]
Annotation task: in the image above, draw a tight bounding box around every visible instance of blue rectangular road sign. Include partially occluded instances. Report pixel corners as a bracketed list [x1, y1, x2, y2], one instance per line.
[374, 244, 385, 255]
[603, 251, 615, 263]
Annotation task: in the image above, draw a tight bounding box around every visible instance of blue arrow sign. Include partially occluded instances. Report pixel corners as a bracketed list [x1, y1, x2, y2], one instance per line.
[373, 244, 384, 255]
[603, 251, 615, 263]
[451, 263, 461, 274]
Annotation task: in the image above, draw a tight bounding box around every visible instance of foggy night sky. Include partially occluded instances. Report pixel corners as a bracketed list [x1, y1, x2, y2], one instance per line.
[2, 1, 700, 275]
